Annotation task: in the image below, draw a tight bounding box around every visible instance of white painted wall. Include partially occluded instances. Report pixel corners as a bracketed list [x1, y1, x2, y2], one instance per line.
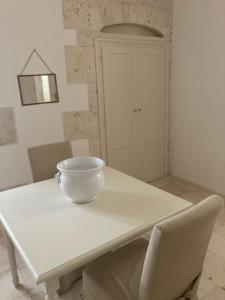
[0, 0, 89, 190]
[171, 0, 225, 194]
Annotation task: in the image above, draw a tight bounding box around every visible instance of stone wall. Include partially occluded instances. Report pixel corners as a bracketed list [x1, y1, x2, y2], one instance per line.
[62, 0, 173, 157]
[0, 108, 18, 146]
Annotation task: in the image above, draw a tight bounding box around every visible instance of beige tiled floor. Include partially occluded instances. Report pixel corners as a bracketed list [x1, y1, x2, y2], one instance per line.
[0, 176, 224, 300]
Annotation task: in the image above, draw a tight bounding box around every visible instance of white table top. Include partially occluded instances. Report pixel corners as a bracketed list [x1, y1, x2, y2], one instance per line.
[0, 167, 192, 284]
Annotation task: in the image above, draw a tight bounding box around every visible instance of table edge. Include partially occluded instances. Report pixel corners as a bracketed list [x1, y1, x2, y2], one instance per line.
[37, 202, 192, 283]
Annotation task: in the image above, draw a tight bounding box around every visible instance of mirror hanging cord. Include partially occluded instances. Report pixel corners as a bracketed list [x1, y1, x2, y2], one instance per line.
[20, 49, 53, 75]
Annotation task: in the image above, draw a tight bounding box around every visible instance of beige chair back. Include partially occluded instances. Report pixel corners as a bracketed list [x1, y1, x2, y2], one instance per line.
[28, 141, 72, 182]
[139, 195, 222, 300]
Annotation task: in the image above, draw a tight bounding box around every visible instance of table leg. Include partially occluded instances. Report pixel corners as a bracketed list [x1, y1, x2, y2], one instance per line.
[43, 277, 60, 300]
[3, 228, 19, 286]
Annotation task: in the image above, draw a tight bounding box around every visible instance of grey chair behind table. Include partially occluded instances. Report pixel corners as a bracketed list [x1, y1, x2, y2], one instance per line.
[82, 195, 222, 300]
[28, 141, 82, 294]
[28, 141, 72, 182]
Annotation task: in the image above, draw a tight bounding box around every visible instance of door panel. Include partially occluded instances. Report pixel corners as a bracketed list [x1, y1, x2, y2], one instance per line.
[100, 41, 166, 181]
[102, 47, 136, 176]
[141, 141, 162, 180]
[136, 48, 165, 181]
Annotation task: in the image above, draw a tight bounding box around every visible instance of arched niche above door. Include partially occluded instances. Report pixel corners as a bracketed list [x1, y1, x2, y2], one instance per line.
[101, 23, 164, 38]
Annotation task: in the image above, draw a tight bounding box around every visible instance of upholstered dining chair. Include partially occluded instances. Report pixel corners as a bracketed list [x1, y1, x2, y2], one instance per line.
[28, 141, 72, 182]
[28, 141, 83, 293]
[82, 195, 222, 300]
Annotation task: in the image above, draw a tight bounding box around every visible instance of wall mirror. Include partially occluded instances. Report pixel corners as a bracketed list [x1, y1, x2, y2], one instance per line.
[18, 74, 59, 106]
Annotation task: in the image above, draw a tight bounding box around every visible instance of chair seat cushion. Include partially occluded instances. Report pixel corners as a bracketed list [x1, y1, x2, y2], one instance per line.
[82, 238, 148, 300]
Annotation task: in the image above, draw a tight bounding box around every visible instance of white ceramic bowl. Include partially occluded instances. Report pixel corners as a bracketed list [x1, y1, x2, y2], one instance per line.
[56, 156, 105, 204]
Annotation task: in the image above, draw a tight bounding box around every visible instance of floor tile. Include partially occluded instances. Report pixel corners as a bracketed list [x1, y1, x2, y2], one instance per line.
[203, 250, 225, 288]
[150, 176, 171, 189]
[208, 232, 225, 260]
[150, 176, 214, 204]
[17, 279, 83, 300]
[16, 293, 44, 300]
[216, 225, 225, 237]
[197, 274, 217, 298]
[0, 246, 9, 273]
[150, 176, 195, 196]
[180, 189, 213, 204]
[200, 286, 225, 300]
[215, 208, 225, 229]
[0, 269, 32, 300]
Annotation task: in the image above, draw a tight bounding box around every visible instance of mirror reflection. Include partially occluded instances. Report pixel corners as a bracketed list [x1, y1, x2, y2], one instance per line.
[18, 74, 59, 106]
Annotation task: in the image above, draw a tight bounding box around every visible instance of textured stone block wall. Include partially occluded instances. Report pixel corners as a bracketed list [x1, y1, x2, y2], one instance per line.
[0, 107, 18, 146]
[62, 0, 173, 157]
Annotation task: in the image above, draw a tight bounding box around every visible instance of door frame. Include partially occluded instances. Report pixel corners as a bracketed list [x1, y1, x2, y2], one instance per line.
[95, 35, 169, 177]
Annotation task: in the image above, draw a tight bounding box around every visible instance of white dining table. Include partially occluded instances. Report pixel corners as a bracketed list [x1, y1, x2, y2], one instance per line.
[0, 167, 192, 300]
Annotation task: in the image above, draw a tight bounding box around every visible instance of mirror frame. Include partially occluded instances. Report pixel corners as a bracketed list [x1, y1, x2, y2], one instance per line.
[17, 73, 59, 106]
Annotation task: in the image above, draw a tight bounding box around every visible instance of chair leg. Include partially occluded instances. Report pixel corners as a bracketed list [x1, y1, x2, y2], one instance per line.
[43, 277, 60, 300]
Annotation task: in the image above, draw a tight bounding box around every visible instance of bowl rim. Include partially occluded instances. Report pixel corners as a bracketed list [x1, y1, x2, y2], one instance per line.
[57, 156, 105, 173]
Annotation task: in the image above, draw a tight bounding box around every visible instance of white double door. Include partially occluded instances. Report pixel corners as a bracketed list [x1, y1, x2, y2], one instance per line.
[101, 40, 167, 182]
